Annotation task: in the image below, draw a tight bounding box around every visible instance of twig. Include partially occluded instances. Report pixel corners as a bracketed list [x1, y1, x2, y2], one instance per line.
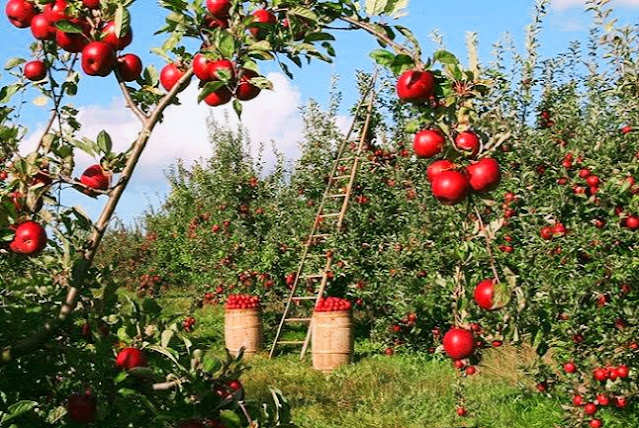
[474, 207, 501, 283]
[117, 79, 148, 123]
[152, 379, 184, 391]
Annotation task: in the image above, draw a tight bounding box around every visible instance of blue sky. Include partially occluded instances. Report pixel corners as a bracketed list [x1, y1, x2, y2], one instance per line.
[2, 0, 639, 223]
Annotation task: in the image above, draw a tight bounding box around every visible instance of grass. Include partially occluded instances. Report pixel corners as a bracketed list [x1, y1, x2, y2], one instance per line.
[156, 294, 636, 428]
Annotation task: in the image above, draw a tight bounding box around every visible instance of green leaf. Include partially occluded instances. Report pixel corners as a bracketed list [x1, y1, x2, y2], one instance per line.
[6, 401, 37, 421]
[365, 0, 389, 15]
[219, 410, 242, 428]
[4, 57, 25, 70]
[55, 20, 83, 33]
[369, 49, 395, 66]
[219, 32, 236, 58]
[288, 6, 318, 21]
[0, 84, 22, 103]
[97, 130, 113, 155]
[161, 329, 174, 348]
[114, 5, 131, 39]
[434, 50, 460, 65]
[232, 99, 242, 118]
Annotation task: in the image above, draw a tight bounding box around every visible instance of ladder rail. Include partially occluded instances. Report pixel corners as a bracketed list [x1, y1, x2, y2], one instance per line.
[269, 72, 379, 359]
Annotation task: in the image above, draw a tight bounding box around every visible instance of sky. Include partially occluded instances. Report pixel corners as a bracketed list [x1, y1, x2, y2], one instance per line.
[2, 0, 639, 223]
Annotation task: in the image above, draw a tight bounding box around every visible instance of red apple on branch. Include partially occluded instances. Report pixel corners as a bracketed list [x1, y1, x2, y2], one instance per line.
[431, 170, 469, 205]
[67, 392, 96, 424]
[206, 0, 231, 17]
[102, 21, 133, 50]
[249, 9, 277, 40]
[115, 347, 147, 370]
[9, 221, 48, 256]
[396, 69, 435, 102]
[30, 14, 56, 40]
[235, 69, 261, 101]
[413, 129, 445, 158]
[160, 63, 186, 91]
[24, 60, 47, 81]
[81, 42, 116, 77]
[466, 158, 500, 192]
[116, 54, 143, 82]
[5, 0, 37, 28]
[80, 164, 111, 190]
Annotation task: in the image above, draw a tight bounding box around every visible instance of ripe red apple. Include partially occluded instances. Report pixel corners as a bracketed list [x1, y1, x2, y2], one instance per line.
[203, 87, 232, 106]
[593, 368, 608, 382]
[116, 53, 142, 82]
[473, 279, 505, 311]
[615, 397, 628, 408]
[204, 15, 229, 29]
[80, 164, 111, 190]
[6, 0, 37, 28]
[466, 158, 500, 192]
[455, 131, 480, 156]
[427, 159, 454, 182]
[30, 14, 56, 40]
[101, 21, 133, 50]
[617, 365, 629, 378]
[193, 53, 215, 81]
[160, 63, 186, 91]
[442, 328, 475, 360]
[596, 394, 610, 407]
[563, 362, 577, 373]
[210, 59, 235, 80]
[540, 226, 553, 240]
[589, 419, 602, 428]
[115, 347, 147, 370]
[413, 129, 445, 158]
[9, 221, 47, 255]
[235, 69, 261, 101]
[573, 395, 584, 406]
[83, 0, 100, 9]
[56, 20, 90, 53]
[586, 175, 600, 187]
[24, 60, 47, 81]
[67, 392, 96, 424]
[206, 0, 231, 17]
[249, 9, 277, 39]
[396, 69, 435, 102]
[552, 223, 566, 237]
[431, 170, 469, 205]
[456, 407, 467, 417]
[625, 215, 639, 230]
[43, 0, 68, 23]
[81, 42, 115, 77]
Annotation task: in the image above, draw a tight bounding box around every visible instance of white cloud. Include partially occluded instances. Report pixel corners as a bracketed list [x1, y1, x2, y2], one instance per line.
[554, 0, 639, 9]
[21, 73, 348, 220]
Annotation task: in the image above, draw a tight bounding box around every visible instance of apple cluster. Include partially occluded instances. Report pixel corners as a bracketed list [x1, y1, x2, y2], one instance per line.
[225, 294, 260, 310]
[6, 0, 143, 81]
[395, 68, 501, 205]
[314, 297, 352, 312]
[183, 316, 196, 332]
[158, 0, 274, 107]
[539, 223, 567, 240]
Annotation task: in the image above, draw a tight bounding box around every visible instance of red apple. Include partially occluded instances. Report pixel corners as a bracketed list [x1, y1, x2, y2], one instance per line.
[101, 21, 133, 50]
[473, 278, 505, 311]
[24, 60, 47, 81]
[67, 392, 96, 424]
[455, 131, 480, 156]
[466, 158, 500, 192]
[206, 0, 231, 17]
[9, 221, 47, 256]
[115, 347, 147, 370]
[81, 42, 115, 77]
[30, 14, 56, 40]
[413, 129, 445, 158]
[589, 419, 602, 428]
[564, 362, 577, 373]
[431, 170, 469, 205]
[210, 59, 235, 81]
[204, 15, 229, 29]
[443, 328, 475, 359]
[83, 0, 100, 9]
[56, 19, 90, 53]
[235, 69, 261, 101]
[43, 0, 68, 23]
[5, 0, 37, 28]
[427, 159, 454, 183]
[193, 53, 215, 81]
[625, 215, 639, 230]
[396, 69, 435, 102]
[80, 164, 111, 190]
[160, 63, 186, 91]
[116, 53, 142, 82]
[249, 9, 277, 39]
[204, 86, 232, 106]
[573, 395, 584, 406]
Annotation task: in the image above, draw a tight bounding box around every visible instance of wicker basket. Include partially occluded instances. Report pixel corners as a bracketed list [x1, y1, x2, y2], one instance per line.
[311, 310, 354, 373]
[224, 307, 263, 357]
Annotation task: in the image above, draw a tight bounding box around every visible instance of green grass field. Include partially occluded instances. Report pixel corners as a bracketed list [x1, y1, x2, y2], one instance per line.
[157, 295, 636, 428]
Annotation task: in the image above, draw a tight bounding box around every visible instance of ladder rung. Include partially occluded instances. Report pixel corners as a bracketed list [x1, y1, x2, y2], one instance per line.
[285, 318, 312, 322]
[292, 296, 317, 300]
[304, 273, 324, 279]
[310, 234, 330, 239]
[319, 212, 341, 218]
[329, 193, 347, 198]
[277, 341, 305, 345]
[336, 156, 356, 161]
[332, 175, 351, 180]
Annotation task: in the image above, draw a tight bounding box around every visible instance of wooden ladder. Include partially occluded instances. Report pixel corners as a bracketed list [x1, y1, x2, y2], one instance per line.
[269, 74, 378, 359]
